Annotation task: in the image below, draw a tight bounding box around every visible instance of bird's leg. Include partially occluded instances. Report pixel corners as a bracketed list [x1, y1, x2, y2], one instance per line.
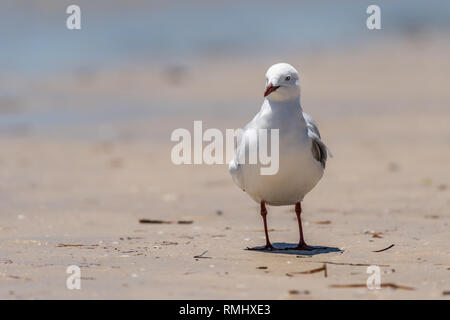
[294, 202, 314, 250]
[260, 201, 274, 250]
[247, 200, 274, 251]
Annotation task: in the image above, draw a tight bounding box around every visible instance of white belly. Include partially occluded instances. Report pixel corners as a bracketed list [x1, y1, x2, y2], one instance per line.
[239, 139, 324, 206]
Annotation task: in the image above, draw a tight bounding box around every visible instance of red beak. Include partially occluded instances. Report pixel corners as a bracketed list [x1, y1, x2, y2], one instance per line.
[264, 83, 280, 97]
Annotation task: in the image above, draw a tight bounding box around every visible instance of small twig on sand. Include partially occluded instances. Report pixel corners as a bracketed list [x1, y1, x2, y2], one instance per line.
[319, 261, 390, 267]
[315, 221, 332, 225]
[139, 219, 172, 224]
[193, 250, 211, 259]
[330, 283, 414, 291]
[379, 283, 415, 290]
[56, 244, 85, 247]
[139, 219, 193, 224]
[373, 244, 395, 253]
[56, 243, 99, 249]
[290, 264, 328, 277]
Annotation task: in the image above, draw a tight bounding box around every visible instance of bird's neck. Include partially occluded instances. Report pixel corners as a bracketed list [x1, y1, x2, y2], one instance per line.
[262, 95, 307, 133]
[266, 95, 304, 115]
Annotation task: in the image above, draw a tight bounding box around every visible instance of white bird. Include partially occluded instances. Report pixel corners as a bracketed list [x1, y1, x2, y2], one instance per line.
[229, 63, 330, 250]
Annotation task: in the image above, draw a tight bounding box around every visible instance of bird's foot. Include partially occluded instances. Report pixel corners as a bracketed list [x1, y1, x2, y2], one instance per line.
[246, 243, 275, 251]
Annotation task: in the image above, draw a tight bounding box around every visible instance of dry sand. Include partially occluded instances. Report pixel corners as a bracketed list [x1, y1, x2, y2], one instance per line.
[0, 41, 449, 299]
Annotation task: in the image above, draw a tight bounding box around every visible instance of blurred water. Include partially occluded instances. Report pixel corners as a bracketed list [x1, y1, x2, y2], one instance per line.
[1, 0, 449, 74]
[1, 0, 450, 138]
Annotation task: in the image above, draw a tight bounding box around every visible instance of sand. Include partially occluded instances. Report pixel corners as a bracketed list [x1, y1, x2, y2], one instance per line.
[0, 41, 449, 299]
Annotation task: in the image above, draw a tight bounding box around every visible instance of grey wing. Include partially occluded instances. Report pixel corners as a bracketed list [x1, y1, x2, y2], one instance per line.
[303, 112, 321, 138]
[303, 112, 329, 168]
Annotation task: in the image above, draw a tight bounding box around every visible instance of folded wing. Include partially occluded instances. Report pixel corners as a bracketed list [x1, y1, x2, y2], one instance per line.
[303, 112, 330, 168]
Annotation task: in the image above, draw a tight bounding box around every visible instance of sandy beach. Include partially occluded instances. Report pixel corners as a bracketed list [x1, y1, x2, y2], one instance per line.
[1, 37, 450, 299]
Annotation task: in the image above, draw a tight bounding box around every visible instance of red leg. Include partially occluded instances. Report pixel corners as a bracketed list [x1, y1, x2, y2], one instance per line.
[294, 202, 314, 250]
[247, 201, 274, 251]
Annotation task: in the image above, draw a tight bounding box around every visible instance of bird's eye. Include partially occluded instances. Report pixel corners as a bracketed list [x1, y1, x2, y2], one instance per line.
[285, 76, 291, 81]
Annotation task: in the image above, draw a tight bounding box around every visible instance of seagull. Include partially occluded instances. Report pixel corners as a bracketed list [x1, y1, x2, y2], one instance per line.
[229, 63, 330, 251]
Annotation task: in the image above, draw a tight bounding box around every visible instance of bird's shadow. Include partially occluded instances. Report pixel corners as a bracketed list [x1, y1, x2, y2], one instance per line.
[245, 242, 342, 256]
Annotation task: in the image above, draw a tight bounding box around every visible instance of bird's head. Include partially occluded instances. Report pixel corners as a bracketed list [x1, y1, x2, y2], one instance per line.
[263, 63, 300, 102]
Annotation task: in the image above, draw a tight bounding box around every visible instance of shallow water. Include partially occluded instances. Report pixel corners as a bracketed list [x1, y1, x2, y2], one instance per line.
[1, 0, 450, 137]
[2, 0, 450, 74]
